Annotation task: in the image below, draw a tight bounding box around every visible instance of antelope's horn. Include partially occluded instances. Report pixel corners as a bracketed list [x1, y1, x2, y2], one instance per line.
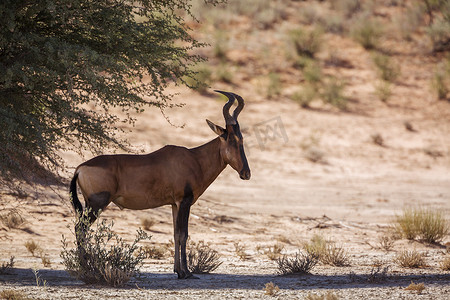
[215, 90, 236, 125]
[232, 93, 244, 120]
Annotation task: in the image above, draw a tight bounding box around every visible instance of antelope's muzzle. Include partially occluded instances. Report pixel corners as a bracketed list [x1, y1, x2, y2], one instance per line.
[239, 168, 251, 180]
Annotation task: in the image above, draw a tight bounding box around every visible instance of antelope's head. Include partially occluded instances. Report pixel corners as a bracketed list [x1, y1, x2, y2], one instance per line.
[207, 90, 251, 180]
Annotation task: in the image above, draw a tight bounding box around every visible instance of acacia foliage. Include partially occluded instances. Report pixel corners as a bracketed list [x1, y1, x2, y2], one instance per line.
[0, 0, 206, 185]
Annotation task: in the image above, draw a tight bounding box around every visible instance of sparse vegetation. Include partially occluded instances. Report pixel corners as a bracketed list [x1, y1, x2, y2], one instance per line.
[292, 84, 317, 108]
[320, 77, 347, 110]
[263, 282, 280, 296]
[432, 64, 449, 100]
[351, 17, 383, 50]
[395, 250, 427, 268]
[372, 53, 400, 83]
[304, 146, 326, 163]
[141, 218, 156, 231]
[405, 281, 426, 294]
[304, 235, 350, 266]
[0, 256, 15, 274]
[0, 289, 30, 300]
[371, 133, 384, 147]
[184, 64, 213, 94]
[141, 245, 167, 259]
[288, 26, 323, 59]
[277, 251, 318, 275]
[374, 80, 392, 102]
[378, 234, 395, 251]
[264, 243, 285, 261]
[394, 207, 449, 243]
[188, 240, 222, 274]
[61, 211, 151, 287]
[440, 256, 450, 271]
[24, 240, 41, 256]
[0, 209, 25, 229]
[234, 242, 250, 260]
[305, 291, 340, 300]
[266, 72, 282, 99]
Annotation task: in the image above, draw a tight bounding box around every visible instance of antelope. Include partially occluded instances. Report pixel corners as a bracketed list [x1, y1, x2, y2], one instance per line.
[70, 90, 250, 279]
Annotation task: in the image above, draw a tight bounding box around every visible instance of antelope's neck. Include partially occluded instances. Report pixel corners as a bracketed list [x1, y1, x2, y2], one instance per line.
[190, 137, 226, 192]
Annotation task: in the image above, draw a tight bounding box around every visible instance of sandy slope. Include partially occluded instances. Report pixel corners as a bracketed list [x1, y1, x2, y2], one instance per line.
[1, 85, 449, 299]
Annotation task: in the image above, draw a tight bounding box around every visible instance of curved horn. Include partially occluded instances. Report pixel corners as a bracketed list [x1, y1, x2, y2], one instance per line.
[232, 93, 244, 120]
[215, 90, 236, 125]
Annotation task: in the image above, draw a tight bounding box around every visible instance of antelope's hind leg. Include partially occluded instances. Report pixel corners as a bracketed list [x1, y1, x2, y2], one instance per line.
[75, 191, 111, 245]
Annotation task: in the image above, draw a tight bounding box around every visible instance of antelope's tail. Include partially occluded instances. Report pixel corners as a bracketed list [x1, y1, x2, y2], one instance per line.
[70, 172, 83, 215]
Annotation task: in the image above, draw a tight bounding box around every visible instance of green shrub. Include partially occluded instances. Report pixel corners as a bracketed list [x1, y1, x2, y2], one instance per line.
[288, 27, 323, 58]
[427, 18, 450, 52]
[292, 84, 317, 108]
[351, 18, 383, 50]
[61, 211, 151, 287]
[320, 77, 347, 110]
[372, 53, 400, 82]
[432, 64, 449, 100]
[304, 235, 350, 266]
[183, 64, 213, 94]
[374, 80, 392, 102]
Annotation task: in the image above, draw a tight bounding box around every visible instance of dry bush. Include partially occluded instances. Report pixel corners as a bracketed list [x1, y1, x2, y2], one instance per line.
[395, 250, 427, 268]
[234, 242, 250, 260]
[426, 17, 450, 52]
[394, 207, 449, 244]
[141, 245, 167, 259]
[321, 244, 350, 267]
[431, 64, 449, 100]
[266, 72, 281, 99]
[405, 281, 425, 294]
[183, 63, 213, 94]
[0, 289, 30, 300]
[61, 211, 151, 287]
[440, 256, 450, 271]
[351, 17, 383, 50]
[292, 84, 317, 108]
[304, 146, 326, 164]
[371, 133, 384, 147]
[288, 26, 323, 59]
[374, 80, 392, 102]
[320, 77, 347, 110]
[140, 218, 156, 231]
[305, 291, 340, 300]
[277, 251, 318, 275]
[304, 235, 350, 266]
[378, 234, 395, 251]
[0, 209, 25, 229]
[40, 253, 51, 267]
[24, 240, 41, 256]
[263, 282, 280, 296]
[264, 243, 285, 261]
[372, 53, 400, 83]
[188, 240, 222, 274]
[332, 0, 362, 18]
[0, 256, 15, 275]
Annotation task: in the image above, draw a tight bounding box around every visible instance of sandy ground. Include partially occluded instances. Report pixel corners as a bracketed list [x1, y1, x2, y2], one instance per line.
[1, 85, 449, 299]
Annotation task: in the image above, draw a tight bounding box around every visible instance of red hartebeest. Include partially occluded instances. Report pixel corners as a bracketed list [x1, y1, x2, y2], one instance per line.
[70, 90, 250, 279]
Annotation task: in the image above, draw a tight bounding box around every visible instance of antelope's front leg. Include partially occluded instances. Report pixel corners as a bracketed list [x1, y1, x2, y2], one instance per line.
[171, 204, 181, 277]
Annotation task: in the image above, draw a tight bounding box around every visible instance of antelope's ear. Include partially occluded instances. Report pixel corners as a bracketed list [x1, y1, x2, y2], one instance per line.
[206, 119, 225, 136]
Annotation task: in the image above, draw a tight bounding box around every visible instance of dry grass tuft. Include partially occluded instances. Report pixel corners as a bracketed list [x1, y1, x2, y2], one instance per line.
[0, 256, 15, 275]
[371, 133, 384, 147]
[262, 282, 280, 296]
[305, 291, 340, 300]
[304, 235, 350, 266]
[264, 243, 285, 261]
[141, 218, 156, 231]
[378, 234, 395, 251]
[24, 240, 41, 256]
[234, 242, 250, 260]
[277, 251, 318, 275]
[188, 240, 222, 274]
[440, 256, 450, 271]
[141, 245, 167, 259]
[394, 207, 449, 244]
[405, 281, 425, 294]
[395, 250, 427, 268]
[0, 289, 30, 300]
[0, 209, 25, 229]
